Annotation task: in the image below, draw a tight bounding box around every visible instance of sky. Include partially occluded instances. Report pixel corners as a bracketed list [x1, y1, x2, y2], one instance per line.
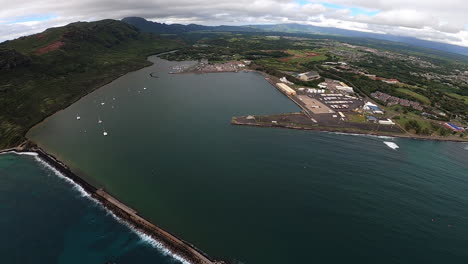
[1, 0, 468, 47]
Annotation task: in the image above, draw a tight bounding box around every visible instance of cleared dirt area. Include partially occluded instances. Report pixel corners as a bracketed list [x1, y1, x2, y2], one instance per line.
[297, 95, 334, 114]
[35, 41, 65, 55]
[279, 50, 321, 62]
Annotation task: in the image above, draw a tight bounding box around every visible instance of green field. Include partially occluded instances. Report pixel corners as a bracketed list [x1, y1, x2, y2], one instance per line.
[396, 88, 431, 104]
[257, 58, 305, 72]
[447, 92, 468, 104]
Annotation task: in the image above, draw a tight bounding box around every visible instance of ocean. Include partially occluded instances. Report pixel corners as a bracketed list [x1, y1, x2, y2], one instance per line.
[0, 152, 186, 263]
[17, 56, 468, 263]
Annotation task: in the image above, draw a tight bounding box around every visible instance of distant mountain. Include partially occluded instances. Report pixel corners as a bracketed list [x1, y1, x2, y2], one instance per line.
[248, 24, 468, 56]
[122, 18, 468, 56]
[122, 17, 257, 34]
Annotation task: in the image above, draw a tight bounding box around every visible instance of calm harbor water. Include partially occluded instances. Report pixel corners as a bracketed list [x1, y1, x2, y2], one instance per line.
[24, 56, 468, 263]
[0, 153, 185, 264]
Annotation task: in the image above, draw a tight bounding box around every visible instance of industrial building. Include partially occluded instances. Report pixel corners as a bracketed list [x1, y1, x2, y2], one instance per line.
[276, 83, 297, 96]
[364, 102, 384, 114]
[444, 123, 464, 132]
[335, 85, 354, 93]
[378, 119, 395, 125]
[298, 71, 320, 81]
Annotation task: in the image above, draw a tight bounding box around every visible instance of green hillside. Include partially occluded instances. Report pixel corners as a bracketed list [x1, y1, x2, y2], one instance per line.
[0, 19, 182, 148]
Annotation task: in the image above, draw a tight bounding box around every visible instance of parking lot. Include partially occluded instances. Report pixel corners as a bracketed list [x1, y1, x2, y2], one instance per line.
[311, 93, 364, 112]
[297, 95, 334, 114]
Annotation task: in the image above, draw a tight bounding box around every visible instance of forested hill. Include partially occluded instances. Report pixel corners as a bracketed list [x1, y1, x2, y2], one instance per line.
[122, 17, 258, 34]
[0, 19, 182, 148]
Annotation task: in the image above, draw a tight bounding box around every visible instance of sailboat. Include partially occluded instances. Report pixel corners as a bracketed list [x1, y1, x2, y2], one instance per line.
[98, 116, 103, 124]
[76, 114, 81, 120]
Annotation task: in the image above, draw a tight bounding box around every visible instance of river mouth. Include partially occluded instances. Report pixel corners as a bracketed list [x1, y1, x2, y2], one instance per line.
[28, 56, 468, 264]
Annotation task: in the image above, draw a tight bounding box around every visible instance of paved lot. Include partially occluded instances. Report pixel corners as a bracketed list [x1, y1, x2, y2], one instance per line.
[297, 95, 334, 114]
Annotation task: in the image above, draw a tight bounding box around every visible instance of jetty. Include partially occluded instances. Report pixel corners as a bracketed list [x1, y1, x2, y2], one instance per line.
[1, 142, 221, 264]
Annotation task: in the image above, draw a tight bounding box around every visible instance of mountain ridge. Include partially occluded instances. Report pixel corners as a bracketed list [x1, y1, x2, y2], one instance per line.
[122, 17, 468, 56]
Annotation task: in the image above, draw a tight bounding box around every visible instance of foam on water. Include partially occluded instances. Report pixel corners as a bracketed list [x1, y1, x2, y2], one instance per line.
[33, 156, 90, 198]
[383, 141, 399, 150]
[0, 151, 38, 156]
[8, 151, 190, 264]
[330, 132, 395, 139]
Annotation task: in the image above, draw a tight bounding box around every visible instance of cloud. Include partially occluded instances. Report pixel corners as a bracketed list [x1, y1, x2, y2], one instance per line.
[0, 0, 467, 47]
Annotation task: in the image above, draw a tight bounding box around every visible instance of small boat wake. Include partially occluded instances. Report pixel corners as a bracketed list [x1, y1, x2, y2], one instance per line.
[383, 141, 399, 150]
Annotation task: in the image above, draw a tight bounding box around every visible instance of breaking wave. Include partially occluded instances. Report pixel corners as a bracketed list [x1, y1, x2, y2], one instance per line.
[0, 151, 38, 156]
[9, 151, 191, 264]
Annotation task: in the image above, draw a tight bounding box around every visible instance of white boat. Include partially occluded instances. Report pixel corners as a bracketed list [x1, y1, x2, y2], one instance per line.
[383, 141, 399, 150]
[76, 115, 81, 120]
[103, 131, 108, 136]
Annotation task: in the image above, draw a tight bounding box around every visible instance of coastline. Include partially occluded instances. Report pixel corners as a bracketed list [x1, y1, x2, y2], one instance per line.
[0, 143, 220, 264]
[231, 118, 468, 143]
[3, 55, 465, 264]
[8, 49, 181, 149]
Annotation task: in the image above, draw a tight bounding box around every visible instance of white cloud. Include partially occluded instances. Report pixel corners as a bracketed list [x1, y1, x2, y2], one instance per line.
[0, 0, 467, 47]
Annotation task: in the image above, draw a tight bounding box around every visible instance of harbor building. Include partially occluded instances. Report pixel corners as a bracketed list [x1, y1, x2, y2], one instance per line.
[298, 71, 320, 81]
[276, 83, 297, 96]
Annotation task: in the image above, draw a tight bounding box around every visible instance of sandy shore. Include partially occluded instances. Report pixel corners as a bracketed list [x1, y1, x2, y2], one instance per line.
[0, 143, 221, 264]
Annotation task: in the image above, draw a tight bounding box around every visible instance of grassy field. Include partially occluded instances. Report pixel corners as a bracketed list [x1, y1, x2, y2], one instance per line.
[0, 20, 182, 148]
[447, 92, 468, 104]
[256, 58, 305, 72]
[396, 88, 431, 104]
[347, 113, 367, 123]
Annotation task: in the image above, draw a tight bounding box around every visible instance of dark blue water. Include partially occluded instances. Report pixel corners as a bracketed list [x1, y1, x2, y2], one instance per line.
[0, 153, 184, 264]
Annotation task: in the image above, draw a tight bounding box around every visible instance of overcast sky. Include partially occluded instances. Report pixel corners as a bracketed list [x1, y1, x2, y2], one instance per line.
[1, 0, 468, 46]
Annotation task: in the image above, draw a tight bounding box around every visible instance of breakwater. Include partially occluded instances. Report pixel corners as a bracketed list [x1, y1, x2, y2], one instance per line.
[231, 116, 468, 143]
[0, 144, 219, 264]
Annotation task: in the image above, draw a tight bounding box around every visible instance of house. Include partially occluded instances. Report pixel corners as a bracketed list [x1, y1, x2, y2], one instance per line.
[298, 71, 320, 81]
[382, 79, 399, 84]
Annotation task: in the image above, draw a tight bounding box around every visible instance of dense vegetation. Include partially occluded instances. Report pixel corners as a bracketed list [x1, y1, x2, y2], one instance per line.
[0, 19, 182, 148]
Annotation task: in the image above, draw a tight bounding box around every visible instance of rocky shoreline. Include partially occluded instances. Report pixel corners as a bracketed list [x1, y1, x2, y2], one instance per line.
[0, 142, 221, 264]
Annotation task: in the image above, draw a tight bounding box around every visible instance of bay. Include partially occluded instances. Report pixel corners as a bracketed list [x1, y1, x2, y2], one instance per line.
[26, 56, 468, 264]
